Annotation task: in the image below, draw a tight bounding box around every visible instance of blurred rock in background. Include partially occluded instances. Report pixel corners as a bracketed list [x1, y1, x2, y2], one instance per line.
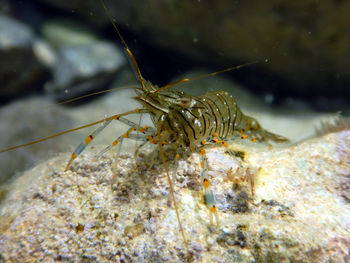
[39, 0, 350, 102]
[0, 14, 48, 101]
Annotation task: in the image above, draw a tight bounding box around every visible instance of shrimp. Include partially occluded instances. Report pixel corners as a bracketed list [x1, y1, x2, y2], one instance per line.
[0, 0, 288, 261]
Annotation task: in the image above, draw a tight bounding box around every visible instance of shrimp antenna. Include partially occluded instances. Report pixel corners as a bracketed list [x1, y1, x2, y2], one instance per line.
[99, 0, 146, 91]
[55, 85, 139, 106]
[154, 61, 259, 93]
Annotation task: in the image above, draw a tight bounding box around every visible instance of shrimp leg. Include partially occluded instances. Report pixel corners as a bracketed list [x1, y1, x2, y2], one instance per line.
[64, 109, 147, 171]
[199, 149, 219, 226]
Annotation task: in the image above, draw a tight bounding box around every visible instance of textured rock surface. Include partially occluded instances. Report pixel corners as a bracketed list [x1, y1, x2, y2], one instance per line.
[0, 131, 349, 262]
[40, 0, 350, 97]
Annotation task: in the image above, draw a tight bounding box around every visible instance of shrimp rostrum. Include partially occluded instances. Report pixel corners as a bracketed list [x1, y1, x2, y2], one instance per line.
[0, 0, 289, 259]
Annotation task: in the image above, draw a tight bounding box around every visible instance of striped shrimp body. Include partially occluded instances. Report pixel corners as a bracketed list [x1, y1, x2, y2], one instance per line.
[144, 89, 288, 150]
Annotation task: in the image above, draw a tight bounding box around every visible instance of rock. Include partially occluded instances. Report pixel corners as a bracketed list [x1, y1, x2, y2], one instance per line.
[0, 130, 349, 262]
[0, 14, 47, 100]
[42, 19, 98, 49]
[45, 41, 125, 99]
[41, 19, 126, 99]
[0, 98, 78, 185]
[39, 0, 350, 98]
[0, 15, 33, 48]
